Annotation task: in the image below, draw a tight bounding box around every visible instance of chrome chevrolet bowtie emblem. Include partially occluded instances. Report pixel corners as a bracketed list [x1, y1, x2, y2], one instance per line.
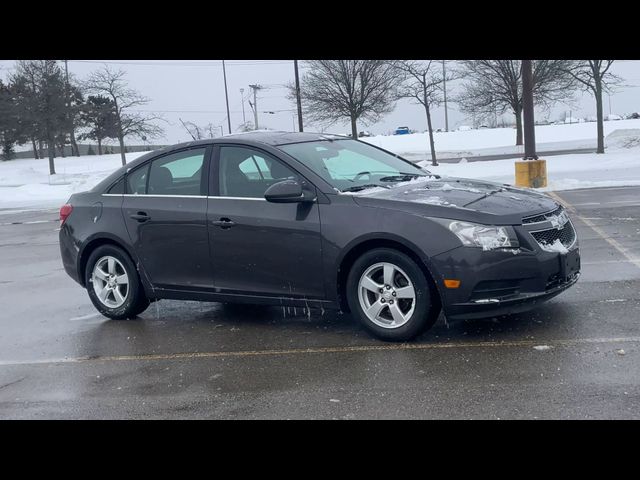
[549, 211, 569, 230]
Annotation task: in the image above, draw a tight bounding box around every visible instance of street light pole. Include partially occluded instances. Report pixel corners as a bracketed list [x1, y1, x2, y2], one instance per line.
[294, 60, 304, 132]
[521, 59, 537, 160]
[442, 60, 449, 132]
[240, 88, 246, 124]
[515, 59, 546, 188]
[222, 60, 232, 134]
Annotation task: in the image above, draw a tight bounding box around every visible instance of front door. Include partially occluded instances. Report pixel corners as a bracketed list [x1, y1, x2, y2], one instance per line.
[122, 147, 213, 290]
[207, 145, 324, 299]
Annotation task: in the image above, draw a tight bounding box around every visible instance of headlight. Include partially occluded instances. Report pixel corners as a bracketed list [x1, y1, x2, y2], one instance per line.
[447, 220, 515, 250]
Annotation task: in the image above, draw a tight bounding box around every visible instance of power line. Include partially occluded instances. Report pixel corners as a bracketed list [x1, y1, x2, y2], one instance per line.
[131, 109, 243, 113]
[67, 60, 294, 67]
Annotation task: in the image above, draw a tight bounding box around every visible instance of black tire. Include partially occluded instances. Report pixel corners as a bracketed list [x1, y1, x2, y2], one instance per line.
[346, 248, 439, 341]
[85, 244, 150, 320]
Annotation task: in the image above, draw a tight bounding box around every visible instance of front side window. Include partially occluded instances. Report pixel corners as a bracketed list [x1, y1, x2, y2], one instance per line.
[279, 139, 428, 192]
[218, 146, 298, 198]
[127, 148, 206, 196]
[127, 165, 149, 194]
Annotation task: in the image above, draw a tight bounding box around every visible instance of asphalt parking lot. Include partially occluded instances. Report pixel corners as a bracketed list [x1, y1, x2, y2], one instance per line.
[0, 186, 639, 419]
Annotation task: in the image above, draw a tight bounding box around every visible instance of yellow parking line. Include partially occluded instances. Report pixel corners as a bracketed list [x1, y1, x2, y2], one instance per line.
[0, 336, 638, 367]
[548, 191, 640, 271]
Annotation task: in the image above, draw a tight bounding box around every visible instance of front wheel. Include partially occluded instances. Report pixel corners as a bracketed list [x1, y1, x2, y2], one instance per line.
[346, 248, 440, 341]
[85, 245, 150, 320]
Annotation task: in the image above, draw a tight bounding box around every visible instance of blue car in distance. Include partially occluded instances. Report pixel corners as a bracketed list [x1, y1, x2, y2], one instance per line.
[394, 126, 410, 135]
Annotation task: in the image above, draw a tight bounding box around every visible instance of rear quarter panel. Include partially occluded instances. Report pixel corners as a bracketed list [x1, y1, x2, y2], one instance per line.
[62, 191, 142, 289]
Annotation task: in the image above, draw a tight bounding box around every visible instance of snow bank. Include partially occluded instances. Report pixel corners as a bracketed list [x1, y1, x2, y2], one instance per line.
[0, 152, 146, 210]
[363, 118, 640, 157]
[417, 142, 640, 192]
[2, 120, 640, 211]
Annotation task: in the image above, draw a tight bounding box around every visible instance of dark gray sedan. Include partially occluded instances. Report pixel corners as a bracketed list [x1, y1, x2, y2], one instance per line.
[59, 131, 580, 341]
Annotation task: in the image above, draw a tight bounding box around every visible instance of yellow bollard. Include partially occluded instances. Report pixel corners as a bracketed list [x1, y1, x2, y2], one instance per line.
[515, 159, 547, 188]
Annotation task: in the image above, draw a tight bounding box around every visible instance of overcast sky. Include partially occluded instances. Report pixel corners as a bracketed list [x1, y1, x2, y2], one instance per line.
[1, 59, 639, 145]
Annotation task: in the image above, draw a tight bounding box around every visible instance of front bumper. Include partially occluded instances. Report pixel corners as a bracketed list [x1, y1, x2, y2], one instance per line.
[430, 243, 580, 320]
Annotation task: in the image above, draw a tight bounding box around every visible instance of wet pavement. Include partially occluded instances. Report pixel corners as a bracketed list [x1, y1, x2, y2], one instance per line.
[0, 187, 639, 419]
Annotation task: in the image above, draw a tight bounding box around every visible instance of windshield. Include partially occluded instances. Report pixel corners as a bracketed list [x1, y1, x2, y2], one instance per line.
[279, 139, 431, 192]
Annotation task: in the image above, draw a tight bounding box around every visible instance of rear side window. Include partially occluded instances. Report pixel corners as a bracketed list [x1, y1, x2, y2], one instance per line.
[147, 148, 206, 196]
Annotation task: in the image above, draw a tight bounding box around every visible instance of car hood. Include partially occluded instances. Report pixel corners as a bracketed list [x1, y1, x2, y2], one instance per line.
[348, 176, 559, 225]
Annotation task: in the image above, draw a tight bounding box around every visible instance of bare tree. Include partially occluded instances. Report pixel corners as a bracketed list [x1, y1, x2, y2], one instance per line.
[456, 60, 577, 145]
[83, 66, 163, 165]
[295, 60, 401, 139]
[179, 119, 217, 140]
[561, 61, 622, 154]
[395, 60, 458, 166]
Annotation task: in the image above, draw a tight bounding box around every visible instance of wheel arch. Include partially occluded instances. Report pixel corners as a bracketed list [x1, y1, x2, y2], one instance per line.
[77, 234, 142, 289]
[336, 234, 443, 313]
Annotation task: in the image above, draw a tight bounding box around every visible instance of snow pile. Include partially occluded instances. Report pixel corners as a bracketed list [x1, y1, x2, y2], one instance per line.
[538, 239, 569, 254]
[340, 187, 389, 196]
[362, 118, 640, 157]
[416, 142, 640, 192]
[0, 152, 146, 210]
[411, 196, 456, 207]
[606, 129, 640, 150]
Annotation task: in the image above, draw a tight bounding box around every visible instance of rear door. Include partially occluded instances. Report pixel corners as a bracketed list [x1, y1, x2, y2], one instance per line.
[122, 146, 213, 290]
[207, 144, 325, 299]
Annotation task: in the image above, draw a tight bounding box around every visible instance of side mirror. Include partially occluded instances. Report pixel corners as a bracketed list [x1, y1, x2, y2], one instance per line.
[264, 179, 309, 203]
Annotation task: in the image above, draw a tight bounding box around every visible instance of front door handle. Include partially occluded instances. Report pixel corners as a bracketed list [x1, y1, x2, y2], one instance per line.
[130, 212, 150, 223]
[212, 218, 236, 229]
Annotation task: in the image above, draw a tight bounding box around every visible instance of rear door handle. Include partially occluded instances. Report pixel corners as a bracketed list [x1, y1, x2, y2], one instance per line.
[212, 218, 236, 229]
[130, 212, 150, 223]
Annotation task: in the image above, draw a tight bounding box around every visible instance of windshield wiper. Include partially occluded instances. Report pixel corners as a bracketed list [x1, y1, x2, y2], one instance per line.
[341, 184, 390, 193]
[379, 173, 440, 182]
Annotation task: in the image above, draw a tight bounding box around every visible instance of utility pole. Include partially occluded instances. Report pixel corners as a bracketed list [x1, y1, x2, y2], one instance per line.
[521, 59, 537, 160]
[442, 60, 449, 132]
[240, 88, 246, 124]
[294, 60, 304, 132]
[222, 60, 232, 134]
[249, 84, 262, 129]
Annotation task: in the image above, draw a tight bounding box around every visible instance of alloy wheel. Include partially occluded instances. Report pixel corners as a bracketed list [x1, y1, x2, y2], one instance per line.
[358, 262, 416, 329]
[91, 256, 130, 308]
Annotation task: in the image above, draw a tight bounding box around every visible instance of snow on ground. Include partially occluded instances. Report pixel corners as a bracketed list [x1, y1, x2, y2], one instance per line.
[362, 118, 640, 159]
[0, 152, 146, 211]
[418, 136, 640, 192]
[1, 122, 639, 211]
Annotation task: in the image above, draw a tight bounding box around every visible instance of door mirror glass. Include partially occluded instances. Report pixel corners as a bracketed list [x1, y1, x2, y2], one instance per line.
[264, 180, 305, 203]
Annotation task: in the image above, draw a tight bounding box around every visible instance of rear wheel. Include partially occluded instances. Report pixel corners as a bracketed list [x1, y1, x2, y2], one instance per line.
[85, 245, 150, 320]
[346, 248, 439, 341]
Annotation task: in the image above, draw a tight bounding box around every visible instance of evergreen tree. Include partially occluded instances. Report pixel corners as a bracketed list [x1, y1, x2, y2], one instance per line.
[79, 95, 118, 155]
[11, 61, 68, 174]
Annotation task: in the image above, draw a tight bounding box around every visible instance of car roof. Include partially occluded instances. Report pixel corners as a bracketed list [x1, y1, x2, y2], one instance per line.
[167, 130, 350, 148]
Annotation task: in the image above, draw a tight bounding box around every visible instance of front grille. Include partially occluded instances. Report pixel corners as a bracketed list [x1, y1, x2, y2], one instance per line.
[531, 221, 576, 249]
[522, 205, 564, 224]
